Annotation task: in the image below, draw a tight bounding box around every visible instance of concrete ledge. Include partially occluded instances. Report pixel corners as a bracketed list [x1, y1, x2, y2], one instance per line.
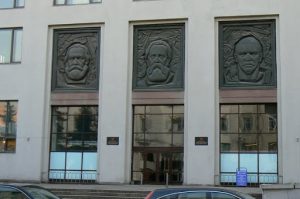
[261, 183, 294, 190]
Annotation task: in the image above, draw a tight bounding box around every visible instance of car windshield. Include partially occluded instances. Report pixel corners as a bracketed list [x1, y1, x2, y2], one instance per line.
[22, 186, 60, 199]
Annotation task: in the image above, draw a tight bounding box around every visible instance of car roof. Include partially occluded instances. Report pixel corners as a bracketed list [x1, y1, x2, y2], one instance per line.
[150, 187, 255, 199]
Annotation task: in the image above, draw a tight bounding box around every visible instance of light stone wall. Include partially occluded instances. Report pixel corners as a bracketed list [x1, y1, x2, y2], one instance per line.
[0, 0, 299, 186]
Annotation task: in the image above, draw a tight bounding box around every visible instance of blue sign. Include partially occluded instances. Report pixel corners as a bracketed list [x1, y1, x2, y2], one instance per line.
[236, 168, 247, 187]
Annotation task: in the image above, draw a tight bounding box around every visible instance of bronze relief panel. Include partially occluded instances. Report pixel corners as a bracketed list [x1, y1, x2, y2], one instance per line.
[219, 20, 276, 88]
[52, 28, 100, 91]
[133, 24, 185, 90]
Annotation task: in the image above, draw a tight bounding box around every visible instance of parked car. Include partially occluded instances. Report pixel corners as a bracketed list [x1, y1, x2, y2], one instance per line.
[145, 187, 256, 199]
[0, 184, 61, 199]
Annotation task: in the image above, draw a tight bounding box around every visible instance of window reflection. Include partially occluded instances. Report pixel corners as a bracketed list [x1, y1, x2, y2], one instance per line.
[0, 101, 18, 153]
[49, 106, 98, 181]
[133, 105, 184, 147]
[220, 104, 278, 184]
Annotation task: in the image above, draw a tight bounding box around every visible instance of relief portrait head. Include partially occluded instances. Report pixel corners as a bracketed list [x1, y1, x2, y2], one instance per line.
[233, 36, 263, 82]
[63, 43, 91, 83]
[144, 40, 172, 84]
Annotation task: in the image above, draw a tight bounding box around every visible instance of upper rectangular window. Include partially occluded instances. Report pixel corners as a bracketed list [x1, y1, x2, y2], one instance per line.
[54, 0, 101, 5]
[0, 0, 24, 9]
[0, 28, 22, 64]
[0, 101, 18, 153]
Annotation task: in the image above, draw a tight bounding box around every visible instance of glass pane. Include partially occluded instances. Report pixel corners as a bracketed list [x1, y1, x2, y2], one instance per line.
[239, 105, 257, 113]
[258, 105, 265, 113]
[0, 102, 6, 136]
[259, 154, 277, 173]
[68, 107, 82, 115]
[220, 114, 238, 133]
[239, 114, 257, 133]
[258, 114, 277, 133]
[67, 115, 77, 132]
[66, 0, 89, 4]
[132, 172, 143, 183]
[66, 171, 81, 179]
[49, 171, 65, 179]
[0, 29, 12, 63]
[52, 115, 67, 133]
[134, 115, 145, 132]
[220, 134, 239, 152]
[259, 174, 278, 183]
[7, 101, 17, 136]
[6, 139, 15, 152]
[83, 133, 97, 151]
[172, 114, 184, 132]
[132, 152, 144, 172]
[145, 115, 172, 133]
[12, 29, 22, 62]
[51, 133, 66, 151]
[239, 134, 258, 152]
[146, 106, 172, 114]
[265, 104, 277, 114]
[82, 152, 97, 170]
[221, 153, 238, 172]
[0, 0, 14, 8]
[50, 152, 66, 169]
[82, 171, 96, 180]
[133, 133, 144, 146]
[16, 0, 25, 7]
[134, 106, 145, 114]
[220, 173, 236, 183]
[91, 0, 101, 2]
[145, 133, 171, 147]
[173, 134, 183, 147]
[240, 153, 258, 172]
[55, 0, 65, 4]
[220, 105, 238, 113]
[78, 114, 96, 132]
[144, 153, 157, 182]
[0, 139, 5, 152]
[52, 107, 68, 115]
[66, 152, 82, 170]
[248, 174, 258, 183]
[67, 133, 82, 150]
[173, 105, 184, 114]
[259, 134, 277, 152]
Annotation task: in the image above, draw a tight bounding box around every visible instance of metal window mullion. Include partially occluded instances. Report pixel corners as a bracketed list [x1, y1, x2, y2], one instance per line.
[81, 151, 84, 180]
[143, 106, 146, 147]
[237, 105, 240, 170]
[4, 101, 9, 151]
[171, 106, 174, 146]
[9, 29, 14, 63]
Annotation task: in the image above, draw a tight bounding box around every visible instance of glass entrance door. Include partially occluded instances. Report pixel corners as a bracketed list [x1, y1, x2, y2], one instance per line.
[134, 150, 183, 184]
[132, 105, 184, 184]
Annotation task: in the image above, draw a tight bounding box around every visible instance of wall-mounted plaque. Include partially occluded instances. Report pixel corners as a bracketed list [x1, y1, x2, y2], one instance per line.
[219, 20, 276, 88]
[107, 137, 119, 145]
[133, 23, 185, 90]
[52, 28, 100, 91]
[195, 137, 208, 146]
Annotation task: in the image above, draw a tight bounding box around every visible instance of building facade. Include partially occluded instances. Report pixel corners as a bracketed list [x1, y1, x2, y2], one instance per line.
[0, 0, 299, 188]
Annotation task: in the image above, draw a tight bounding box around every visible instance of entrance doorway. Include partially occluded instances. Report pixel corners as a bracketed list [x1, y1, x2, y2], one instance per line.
[132, 105, 184, 185]
[141, 149, 183, 184]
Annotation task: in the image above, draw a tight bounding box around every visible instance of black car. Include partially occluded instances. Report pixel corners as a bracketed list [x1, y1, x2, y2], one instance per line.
[145, 187, 256, 199]
[0, 184, 61, 199]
